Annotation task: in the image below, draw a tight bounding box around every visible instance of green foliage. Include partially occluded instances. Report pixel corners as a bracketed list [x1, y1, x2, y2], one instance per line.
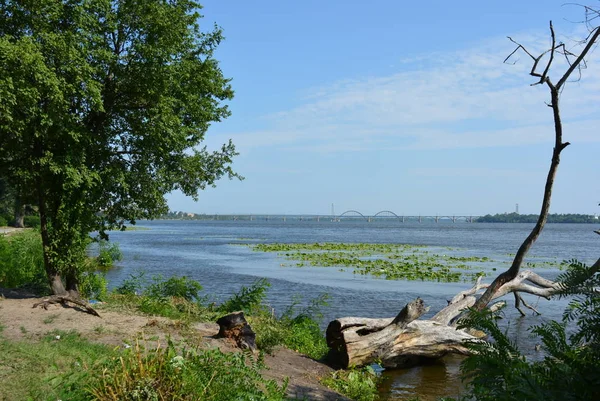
[1, 330, 287, 401]
[23, 215, 40, 228]
[115, 270, 147, 295]
[79, 271, 108, 301]
[476, 213, 597, 223]
[0, 230, 47, 292]
[111, 272, 211, 320]
[95, 240, 123, 268]
[0, 329, 114, 400]
[75, 341, 287, 401]
[0, 0, 240, 294]
[146, 275, 203, 302]
[249, 293, 330, 360]
[219, 278, 271, 314]
[455, 260, 600, 401]
[0, 216, 7, 226]
[320, 365, 381, 401]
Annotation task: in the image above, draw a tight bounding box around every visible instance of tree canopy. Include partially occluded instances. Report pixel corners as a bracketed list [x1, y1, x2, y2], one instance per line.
[0, 0, 240, 295]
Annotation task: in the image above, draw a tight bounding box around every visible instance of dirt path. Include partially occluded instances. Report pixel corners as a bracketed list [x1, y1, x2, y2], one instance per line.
[0, 290, 349, 400]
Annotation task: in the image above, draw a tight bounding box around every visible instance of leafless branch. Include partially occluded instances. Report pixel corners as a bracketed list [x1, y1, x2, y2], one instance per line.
[557, 26, 600, 89]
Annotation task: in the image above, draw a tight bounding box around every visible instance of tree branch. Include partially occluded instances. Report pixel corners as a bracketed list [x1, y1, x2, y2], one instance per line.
[556, 26, 600, 89]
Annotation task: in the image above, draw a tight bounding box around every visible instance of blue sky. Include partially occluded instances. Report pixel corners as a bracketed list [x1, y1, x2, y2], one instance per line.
[167, 1, 600, 216]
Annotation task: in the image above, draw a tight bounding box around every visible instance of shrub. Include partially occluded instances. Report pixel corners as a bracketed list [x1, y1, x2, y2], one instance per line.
[111, 272, 210, 320]
[0, 230, 47, 292]
[79, 271, 108, 301]
[81, 341, 288, 401]
[114, 270, 147, 295]
[96, 240, 123, 268]
[250, 293, 330, 360]
[454, 259, 600, 401]
[219, 278, 270, 314]
[0, 216, 7, 226]
[320, 365, 381, 401]
[23, 215, 40, 228]
[146, 275, 203, 302]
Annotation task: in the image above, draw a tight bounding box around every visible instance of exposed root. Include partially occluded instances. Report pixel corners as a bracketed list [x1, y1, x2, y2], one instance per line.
[32, 295, 101, 317]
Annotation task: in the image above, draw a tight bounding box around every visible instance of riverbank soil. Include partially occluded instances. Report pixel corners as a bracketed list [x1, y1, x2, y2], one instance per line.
[0, 289, 349, 401]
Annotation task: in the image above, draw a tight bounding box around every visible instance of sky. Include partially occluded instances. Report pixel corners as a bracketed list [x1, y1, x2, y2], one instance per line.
[167, 0, 600, 216]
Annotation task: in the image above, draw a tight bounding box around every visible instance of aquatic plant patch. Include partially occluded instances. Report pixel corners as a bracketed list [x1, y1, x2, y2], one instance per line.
[251, 243, 505, 283]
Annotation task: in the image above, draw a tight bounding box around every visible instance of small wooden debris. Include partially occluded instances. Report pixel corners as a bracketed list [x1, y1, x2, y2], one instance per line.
[216, 311, 257, 351]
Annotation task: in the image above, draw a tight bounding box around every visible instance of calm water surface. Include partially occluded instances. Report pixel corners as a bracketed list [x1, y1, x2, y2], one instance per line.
[105, 219, 599, 400]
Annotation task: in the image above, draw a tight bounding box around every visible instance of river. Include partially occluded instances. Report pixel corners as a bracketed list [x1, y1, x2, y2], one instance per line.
[103, 219, 599, 400]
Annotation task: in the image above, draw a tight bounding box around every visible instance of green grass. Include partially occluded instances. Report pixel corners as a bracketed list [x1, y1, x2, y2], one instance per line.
[320, 365, 381, 401]
[82, 341, 288, 401]
[0, 331, 289, 401]
[42, 313, 59, 324]
[0, 230, 47, 292]
[0, 330, 114, 401]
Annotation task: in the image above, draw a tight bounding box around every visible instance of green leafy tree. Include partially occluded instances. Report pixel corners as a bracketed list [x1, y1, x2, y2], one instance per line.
[0, 0, 239, 296]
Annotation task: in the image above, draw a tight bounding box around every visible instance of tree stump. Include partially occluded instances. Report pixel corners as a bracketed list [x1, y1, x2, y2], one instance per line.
[216, 311, 257, 351]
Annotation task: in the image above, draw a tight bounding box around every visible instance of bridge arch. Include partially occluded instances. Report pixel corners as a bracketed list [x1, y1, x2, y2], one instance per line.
[338, 210, 369, 221]
[373, 210, 402, 220]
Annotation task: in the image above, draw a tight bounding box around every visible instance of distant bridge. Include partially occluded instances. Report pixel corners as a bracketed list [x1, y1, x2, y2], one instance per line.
[201, 210, 480, 223]
[336, 210, 478, 223]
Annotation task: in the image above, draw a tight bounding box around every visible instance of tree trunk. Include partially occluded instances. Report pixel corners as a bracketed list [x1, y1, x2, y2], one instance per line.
[326, 298, 476, 369]
[326, 271, 562, 369]
[65, 270, 80, 298]
[36, 180, 67, 295]
[49, 273, 66, 295]
[13, 197, 24, 228]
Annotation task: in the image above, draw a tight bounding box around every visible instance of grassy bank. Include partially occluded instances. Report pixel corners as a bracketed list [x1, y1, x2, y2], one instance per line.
[0, 231, 380, 400]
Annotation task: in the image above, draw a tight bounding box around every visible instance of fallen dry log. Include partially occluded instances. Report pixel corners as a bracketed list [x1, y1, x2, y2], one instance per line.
[326, 270, 561, 369]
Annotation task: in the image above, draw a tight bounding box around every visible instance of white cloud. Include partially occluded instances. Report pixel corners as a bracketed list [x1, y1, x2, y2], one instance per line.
[223, 28, 600, 153]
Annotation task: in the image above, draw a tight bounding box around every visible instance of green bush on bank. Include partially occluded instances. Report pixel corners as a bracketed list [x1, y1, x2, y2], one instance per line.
[0, 231, 122, 299]
[1, 330, 287, 401]
[113, 274, 331, 360]
[320, 365, 381, 401]
[95, 240, 123, 268]
[452, 259, 600, 401]
[0, 230, 47, 291]
[70, 341, 288, 401]
[23, 215, 40, 228]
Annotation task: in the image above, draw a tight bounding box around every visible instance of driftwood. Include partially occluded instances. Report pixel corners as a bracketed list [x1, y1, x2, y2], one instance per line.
[326, 271, 561, 369]
[33, 295, 101, 317]
[216, 311, 257, 351]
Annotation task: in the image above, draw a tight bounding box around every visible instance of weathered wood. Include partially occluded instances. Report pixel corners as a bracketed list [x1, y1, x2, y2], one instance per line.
[326, 298, 474, 369]
[216, 311, 257, 351]
[32, 295, 101, 317]
[327, 271, 563, 369]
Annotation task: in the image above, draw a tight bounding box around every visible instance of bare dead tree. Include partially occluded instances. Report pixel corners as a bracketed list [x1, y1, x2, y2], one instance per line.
[473, 19, 600, 310]
[326, 10, 600, 369]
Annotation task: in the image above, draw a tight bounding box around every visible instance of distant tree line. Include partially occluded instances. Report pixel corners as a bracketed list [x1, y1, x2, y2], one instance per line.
[476, 213, 598, 224]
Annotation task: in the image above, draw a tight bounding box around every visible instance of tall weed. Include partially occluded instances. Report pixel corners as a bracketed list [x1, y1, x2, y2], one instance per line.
[320, 365, 381, 401]
[219, 278, 270, 314]
[0, 230, 47, 291]
[81, 341, 287, 401]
